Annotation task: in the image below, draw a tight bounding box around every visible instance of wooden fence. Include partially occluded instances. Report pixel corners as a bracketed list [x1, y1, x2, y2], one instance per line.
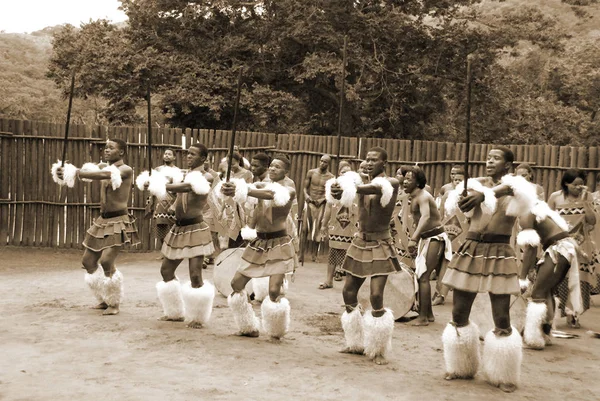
[1, 118, 599, 250]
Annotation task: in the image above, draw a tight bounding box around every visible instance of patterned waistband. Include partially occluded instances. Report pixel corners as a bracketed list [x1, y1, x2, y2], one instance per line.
[465, 232, 511, 244]
[176, 216, 203, 226]
[357, 230, 391, 241]
[421, 226, 445, 239]
[257, 229, 287, 240]
[101, 209, 128, 219]
[543, 231, 570, 250]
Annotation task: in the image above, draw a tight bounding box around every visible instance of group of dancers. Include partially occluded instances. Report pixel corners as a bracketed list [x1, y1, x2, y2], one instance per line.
[51, 140, 599, 393]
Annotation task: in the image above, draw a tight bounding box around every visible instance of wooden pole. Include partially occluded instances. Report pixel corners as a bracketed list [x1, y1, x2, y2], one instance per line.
[226, 68, 243, 182]
[336, 35, 348, 174]
[462, 55, 473, 197]
[61, 71, 76, 166]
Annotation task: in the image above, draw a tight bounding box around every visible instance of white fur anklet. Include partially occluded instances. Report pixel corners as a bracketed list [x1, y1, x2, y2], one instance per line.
[84, 265, 106, 303]
[261, 297, 291, 339]
[482, 327, 523, 389]
[228, 290, 260, 335]
[363, 309, 394, 360]
[182, 281, 215, 326]
[442, 322, 481, 379]
[341, 307, 364, 354]
[524, 302, 547, 350]
[156, 279, 185, 320]
[102, 270, 124, 307]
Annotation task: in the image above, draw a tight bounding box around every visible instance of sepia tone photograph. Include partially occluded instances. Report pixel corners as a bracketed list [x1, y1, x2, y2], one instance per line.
[1, 1, 599, 400]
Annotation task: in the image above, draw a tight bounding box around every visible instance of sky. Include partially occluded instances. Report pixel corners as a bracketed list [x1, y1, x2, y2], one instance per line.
[0, 0, 127, 34]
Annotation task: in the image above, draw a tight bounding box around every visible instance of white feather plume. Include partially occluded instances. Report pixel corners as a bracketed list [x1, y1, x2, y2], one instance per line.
[325, 177, 338, 205]
[337, 174, 358, 208]
[80, 162, 101, 182]
[265, 182, 291, 206]
[241, 225, 257, 240]
[51, 161, 78, 188]
[102, 164, 122, 190]
[370, 177, 394, 207]
[231, 178, 249, 203]
[445, 179, 497, 218]
[160, 166, 184, 184]
[501, 174, 539, 217]
[184, 171, 210, 195]
[148, 170, 169, 200]
[135, 170, 150, 191]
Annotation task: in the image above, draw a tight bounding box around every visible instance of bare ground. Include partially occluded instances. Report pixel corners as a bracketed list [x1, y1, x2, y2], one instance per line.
[0, 247, 599, 401]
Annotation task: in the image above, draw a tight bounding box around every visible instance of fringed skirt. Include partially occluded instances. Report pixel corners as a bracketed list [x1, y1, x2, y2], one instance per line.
[442, 235, 519, 295]
[161, 219, 215, 260]
[239, 230, 296, 278]
[83, 212, 140, 252]
[341, 230, 402, 278]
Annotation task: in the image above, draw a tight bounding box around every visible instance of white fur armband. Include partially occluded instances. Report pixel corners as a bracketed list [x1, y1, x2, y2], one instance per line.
[102, 164, 122, 190]
[51, 161, 78, 188]
[147, 171, 168, 200]
[184, 171, 210, 195]
[325, 178, 338, 205]
[501, 175, 538, 217]
[335, 174, 358, 208]
[370, 177, 394, 207]
[215, 178, 249, 204]
[265, 182, 291, 206]
[79, 162, 101, 182]
[135, 170, 150, 191]
[517, 229, 541, 247]
[160, 166, 184, 184]
[446, 179, 497, 218]
[241, 225, 257, 241]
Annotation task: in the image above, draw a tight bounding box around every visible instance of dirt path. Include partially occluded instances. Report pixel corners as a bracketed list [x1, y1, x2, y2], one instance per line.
[1, 247, 599, 401]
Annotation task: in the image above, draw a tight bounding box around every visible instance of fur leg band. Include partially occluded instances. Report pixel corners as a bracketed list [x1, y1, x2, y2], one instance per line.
[363, 309, 394, 360]
[442, 322, 481, 379]
[84, 265, 106, 303]
[482, 327, 523, 389]
[341, 307, 364, 354]
[261, 297, 291, 339]
[156, 279, 185, 320]
[182, 281, 215, 325]
[102, 269, 124, 307]
[524, 302, 547, 350]
[228, 290, 260, 335]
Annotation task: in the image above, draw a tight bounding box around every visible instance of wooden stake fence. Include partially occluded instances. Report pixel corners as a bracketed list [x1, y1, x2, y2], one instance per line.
[1, 118, 599, 250]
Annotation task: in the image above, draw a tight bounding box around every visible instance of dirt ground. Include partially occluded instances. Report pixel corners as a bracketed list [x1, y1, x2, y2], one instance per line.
[1, 247, 599, 401]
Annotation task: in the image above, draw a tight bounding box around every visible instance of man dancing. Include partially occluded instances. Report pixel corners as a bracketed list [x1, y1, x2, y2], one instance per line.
[221, 155, 296, 340]
[442, 146, 529, 393]
[145, 144, 216, 329]
[54, 139, 139, 315]
[404, 167, 452, 326]
[329, 147, 400, 365]
[150, 149, 181, 249]
[302, 155, 335, 262]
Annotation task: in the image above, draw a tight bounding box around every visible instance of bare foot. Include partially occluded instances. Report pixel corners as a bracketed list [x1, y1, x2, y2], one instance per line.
[339, 347, 364, 355]
[499, 383, 517, 393]
[187, 321, 203, 329]
[237, 330, 260, 338]
[372, 355, 388, 365]
[411, 317, 430, 326]
[90, 302, 108, 310]
[102, 306, 119, 315]
[157, 316, 184, 322]
[428, 315, 435, 323]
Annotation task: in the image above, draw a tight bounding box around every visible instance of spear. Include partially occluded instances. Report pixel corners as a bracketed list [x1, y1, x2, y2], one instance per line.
[226, 68, 244, 182]
[61, 70, 76, 167]
[462, 55, 473, 197]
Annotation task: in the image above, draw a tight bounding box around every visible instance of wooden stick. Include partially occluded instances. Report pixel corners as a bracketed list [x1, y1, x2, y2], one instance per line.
[147, 80, 152, 174]
[336, 35, 348, 174]
[226, 68, 243, 182]
[462, 55, 473, 197]
[61, 71, 76, 166]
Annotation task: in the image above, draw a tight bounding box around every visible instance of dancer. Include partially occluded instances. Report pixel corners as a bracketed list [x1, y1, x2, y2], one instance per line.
[222, 155, 296, 340]
[515, 163, 545, 200]
[147, 143, 216, 329]
[318, 161, 358, 289]
[404, 167, 452, 326]
[301, 155, 335, 262]
[54, 139, 139, 315]
[548, 169, 597, 328]
[329, 147, 400, 365]
[441, 146, 532, 393]
[151, 149, 181, 251]
[438, 165, 465, 198]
